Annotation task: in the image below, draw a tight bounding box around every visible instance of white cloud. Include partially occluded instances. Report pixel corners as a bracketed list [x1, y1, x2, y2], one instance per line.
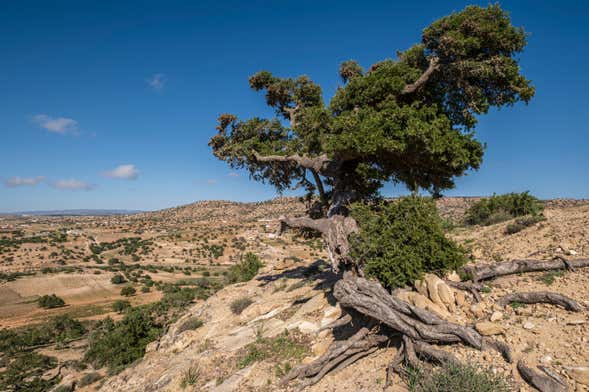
[5, 176, 45, 187]
[51, 179, 94, 191]
[32, 114, 78, 135]
[147, 73, 167, 91]
[227, 172, 239, 177]
[102, 164, 139, 180]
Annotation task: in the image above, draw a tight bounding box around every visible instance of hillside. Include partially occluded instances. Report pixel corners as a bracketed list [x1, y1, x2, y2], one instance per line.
[94, 198, 589, 392]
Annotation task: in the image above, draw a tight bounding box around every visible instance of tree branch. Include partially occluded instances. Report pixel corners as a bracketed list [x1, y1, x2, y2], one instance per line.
[402, 57, 440, 94]
[309, 169, 328, 206]
[462, 258, 589, 282]
[252, 151, 334, 176]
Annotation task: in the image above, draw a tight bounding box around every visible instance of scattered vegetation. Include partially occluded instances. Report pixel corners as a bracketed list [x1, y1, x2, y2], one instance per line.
[38, 294, 66, 309]
[120, 286, 137, 297]
[176, 317, 204, 334]
[226, 252, 263, 283]
[238, 329, 309, 369]
[408, 363, 511, 392]
[230, 297, 253, 315]
[538, 270, 565, 285]
[505, 214, 545, 234]
[350, 196, 467, 289]
[465, 192, 543, 226]
[180, 365, 201, 388]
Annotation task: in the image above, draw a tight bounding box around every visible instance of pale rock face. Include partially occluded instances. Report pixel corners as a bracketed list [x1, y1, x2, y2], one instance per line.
[475, 321, 504, 336]
[490, 311, 503, 322]
[566, 366, 589, 386]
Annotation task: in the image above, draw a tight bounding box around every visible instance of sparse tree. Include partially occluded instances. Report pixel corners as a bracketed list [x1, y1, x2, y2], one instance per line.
[211, 4, 534, 387]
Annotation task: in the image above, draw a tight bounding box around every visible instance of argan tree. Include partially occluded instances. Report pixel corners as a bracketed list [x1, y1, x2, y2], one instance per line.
[210, 4, 538, 388]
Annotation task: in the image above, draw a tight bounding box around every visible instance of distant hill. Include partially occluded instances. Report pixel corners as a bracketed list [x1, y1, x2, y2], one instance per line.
[1, 209, 143, 216]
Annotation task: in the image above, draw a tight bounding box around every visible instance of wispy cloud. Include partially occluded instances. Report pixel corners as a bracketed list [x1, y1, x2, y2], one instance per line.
[50, 179, 94, 191]
[227, 172, 239, 178]
[147, 73, 167, 91]
[102, 164, 139, 180]
[4, 176, 45, 188]
[32, 114, 78, 135]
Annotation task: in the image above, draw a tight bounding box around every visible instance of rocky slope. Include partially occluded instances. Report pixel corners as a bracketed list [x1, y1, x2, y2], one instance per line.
[92, 199, 589, 392]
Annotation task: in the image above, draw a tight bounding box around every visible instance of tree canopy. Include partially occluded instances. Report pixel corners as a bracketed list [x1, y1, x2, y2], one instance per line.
[210, 4, 534, 214]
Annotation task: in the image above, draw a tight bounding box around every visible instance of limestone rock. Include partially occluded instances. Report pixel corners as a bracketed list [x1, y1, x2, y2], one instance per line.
[566, 366, 589, 386]
[475, 321, 503, 336]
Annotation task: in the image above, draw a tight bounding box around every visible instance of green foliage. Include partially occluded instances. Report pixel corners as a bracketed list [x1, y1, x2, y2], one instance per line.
[465, 192, 543, 226]
[38, 294, 65, 309]
[112, 300, 131, 313]
[0, 352, 58, 392]
[505, 214, 545, 234]
[226, 252, 263, 284]
[238, 330, 308, 369]
[176, 317, 204, 334]
[408, 363, 510, 392]
[111, 274, 127, 284]
[78, 372, 102, 387]
[180, 365, 200, 389]
[230, 297, 253, 315]
[84, 308, 163, 372]
[210, 4, 533, 199]
[350, 196, 466, 289]
[120, 286, 136, 297]
[538, 270, 565, 286]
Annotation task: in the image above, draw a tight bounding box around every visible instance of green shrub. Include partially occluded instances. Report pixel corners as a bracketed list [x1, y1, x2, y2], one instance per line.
[238, 330, 308, 368]
[78, 371, 102, 387]
[226, 252, 263, 283]
[180, 365, 200, 388]
[120, 286, 136, 297]
[112, 300, 131, 313]
[408, 363, 510, 392]
[505, 215, 545, 234]
[176, 317, 204, 334]
[111, 274, 127, 284]
[0, 352, 58, 392]
[230, 297, 253, 315]
[84, 308, 162, 372]
[350, 196, 467, 289]
[38, 294, 65, 309]
[465, 192, 543, 226]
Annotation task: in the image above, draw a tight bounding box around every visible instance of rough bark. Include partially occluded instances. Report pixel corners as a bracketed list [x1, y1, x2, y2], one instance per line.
[498, 291, 582, 312]
[334, 272, 483, 348]
[278, 214, 358, 272]
[251, 151, 336, 177]
[402, 57, 440, 94]
[463, 258, 589, 282]
[280, 327, 388, 390]
[517, 360, 568, 392]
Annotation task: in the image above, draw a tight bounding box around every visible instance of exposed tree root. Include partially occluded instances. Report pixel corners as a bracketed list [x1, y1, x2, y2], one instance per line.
[280, 327, 388, 390]
[517, 360, 568, 392]
[463, 258, 589, 282]
[334, 272, 483, 348]
[499, 291, 582, 312]
[445, 280, 483, 302]
[317, 313, 352, 333]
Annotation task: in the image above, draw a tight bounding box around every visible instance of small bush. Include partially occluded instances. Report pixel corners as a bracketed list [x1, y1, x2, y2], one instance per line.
[112, 300, 131, 313]
[38, 294, 65, 309]
[111, 274, 127, 284]
[78, 372, 102, 387]
[230, 297, 253, 315]
[465, 192, 543, 226]
[226, 252, 263, 283]
[177, 317, 204, 334]
[408, 363, 510, 392]
[180, 365, 200, 388]
[505, 215, 545, 234]
[84, 308, 162, 372]
[538, 270, 565, 285]
[350, 196, 467, 289]
[238, 330, 308, 368]
[120, 286, 136, 297]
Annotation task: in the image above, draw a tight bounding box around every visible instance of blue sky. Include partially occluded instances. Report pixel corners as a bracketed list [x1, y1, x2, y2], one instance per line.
[1, 0, 588, 212]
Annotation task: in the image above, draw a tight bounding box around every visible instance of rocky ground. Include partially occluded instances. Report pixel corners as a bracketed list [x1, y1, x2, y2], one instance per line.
[91, 199, 589, 392]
